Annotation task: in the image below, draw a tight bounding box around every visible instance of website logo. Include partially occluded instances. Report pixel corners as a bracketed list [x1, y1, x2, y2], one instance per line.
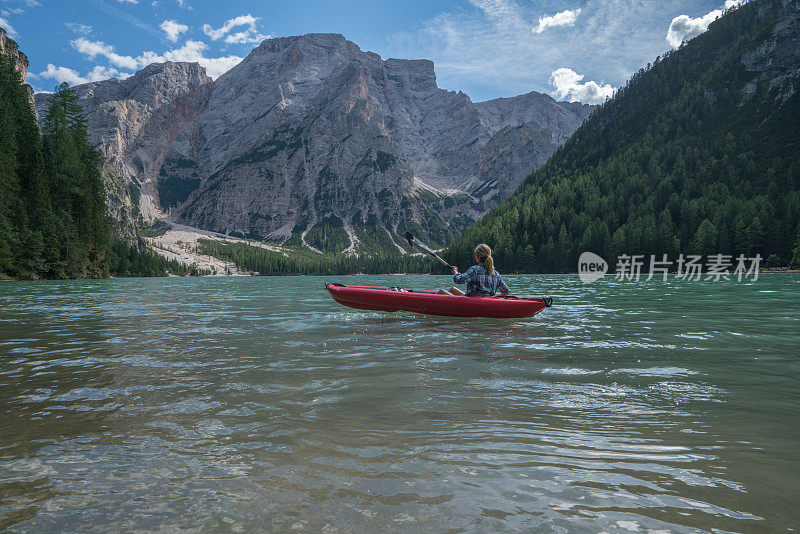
[578, 252, 608, 284]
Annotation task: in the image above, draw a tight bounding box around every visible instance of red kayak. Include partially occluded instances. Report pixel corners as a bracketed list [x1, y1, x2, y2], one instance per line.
[326, 283, 552, 319]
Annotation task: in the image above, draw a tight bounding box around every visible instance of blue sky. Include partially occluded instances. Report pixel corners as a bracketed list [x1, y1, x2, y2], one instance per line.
[1, 0, 737, 103]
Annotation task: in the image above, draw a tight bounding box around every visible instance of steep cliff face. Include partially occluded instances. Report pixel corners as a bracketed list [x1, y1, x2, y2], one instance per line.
[36, 33, 593, 251]
[475, 92, 593, 200]
[740, 0, 800, 99]
[0, 26, 34, 104]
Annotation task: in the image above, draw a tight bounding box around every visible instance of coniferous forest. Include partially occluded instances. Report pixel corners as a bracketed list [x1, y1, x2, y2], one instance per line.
[196, 239, 436, 276]
[0, 56, 187, 279]
[0, 56, 108, 279]
[446, 0, 800, 273]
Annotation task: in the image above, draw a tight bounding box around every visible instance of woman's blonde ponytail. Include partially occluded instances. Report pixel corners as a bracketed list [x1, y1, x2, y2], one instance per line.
[474, 243, 494, 275]
[484, 255, 494, 276]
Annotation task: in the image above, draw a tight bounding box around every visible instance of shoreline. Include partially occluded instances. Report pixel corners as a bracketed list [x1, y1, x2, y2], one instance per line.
[2, 269, 799, 282]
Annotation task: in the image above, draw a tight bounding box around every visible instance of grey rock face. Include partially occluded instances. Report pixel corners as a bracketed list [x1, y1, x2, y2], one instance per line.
[36, 62, 213, 235]
[36, 33, 593, 250]
[740, 0, 800, 100]
[474, 92, 593, 201]
[0, 26, 34, 105]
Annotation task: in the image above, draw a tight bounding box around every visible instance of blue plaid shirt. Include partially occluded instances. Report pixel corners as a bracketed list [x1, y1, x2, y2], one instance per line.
[454, 264, 509, 296]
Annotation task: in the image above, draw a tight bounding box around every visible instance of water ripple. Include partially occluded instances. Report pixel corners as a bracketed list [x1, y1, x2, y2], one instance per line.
[1, 275, 798, 531]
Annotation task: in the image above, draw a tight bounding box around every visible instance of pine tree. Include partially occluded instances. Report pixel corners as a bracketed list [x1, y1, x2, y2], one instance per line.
[40, 83, 110, 277]
[0, 68, 110, 279]
[0, 55, 20, 275]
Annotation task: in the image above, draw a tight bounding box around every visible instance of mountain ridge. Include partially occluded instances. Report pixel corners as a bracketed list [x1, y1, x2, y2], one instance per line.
[35, 32, 594, 253]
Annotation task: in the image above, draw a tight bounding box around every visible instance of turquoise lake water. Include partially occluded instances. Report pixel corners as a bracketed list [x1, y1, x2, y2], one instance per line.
[1, 274, 798, 532]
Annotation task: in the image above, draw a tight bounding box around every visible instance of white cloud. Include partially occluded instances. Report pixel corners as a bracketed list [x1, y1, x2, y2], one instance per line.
[87, 65, 131, 81]
[39, 64, 132, 86]
[160, 19, 188, 42]
[224, 29, 270, 45]
[65, 22, 93, 35]
[72, 37, 140, 69]
[550, 67, 614, 104]
[40, 64, 89, 85]
[70, 37, 242, 79]
[666, 0, 745, 49]
[0, 15, 17, 37]
[202, 15, 256, 40]
[160, 40, 242, 77]
[202, 14, 266, 44]
[665, 10, 721, 48]
[533, 9, 581, 34]
[117, 0, 138, 4]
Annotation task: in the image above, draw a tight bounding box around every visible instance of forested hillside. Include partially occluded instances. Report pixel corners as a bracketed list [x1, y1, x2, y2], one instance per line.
[0, 56, 109, 279]
[0, 55, 192, 279]
[446, 0, 800, 272]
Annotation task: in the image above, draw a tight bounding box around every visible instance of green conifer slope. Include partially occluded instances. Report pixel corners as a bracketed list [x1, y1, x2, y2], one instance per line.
[0, 56, 109, 279]
[446, 0, 800, 272]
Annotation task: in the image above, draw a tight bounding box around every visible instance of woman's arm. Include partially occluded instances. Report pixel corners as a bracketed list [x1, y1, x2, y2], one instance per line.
[498, 274, 510, 294]
[454, 266, 477, 284]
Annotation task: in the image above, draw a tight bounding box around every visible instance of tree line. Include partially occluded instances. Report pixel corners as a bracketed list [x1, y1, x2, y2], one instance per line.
[196, 239, 437, 275]
[1, 57, 108, 278]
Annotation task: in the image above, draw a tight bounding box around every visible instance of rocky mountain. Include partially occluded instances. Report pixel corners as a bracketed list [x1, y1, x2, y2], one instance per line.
[37, 62, 213, 238]
[0, 27, 34, 104]
[36, 33, 593, 253]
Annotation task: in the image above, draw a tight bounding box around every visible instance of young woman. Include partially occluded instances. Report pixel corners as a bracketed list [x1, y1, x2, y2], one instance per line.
[438, 244, 510, 296]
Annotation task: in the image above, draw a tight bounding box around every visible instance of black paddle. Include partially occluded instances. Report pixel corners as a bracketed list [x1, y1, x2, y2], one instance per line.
[405, 232, 452, 270]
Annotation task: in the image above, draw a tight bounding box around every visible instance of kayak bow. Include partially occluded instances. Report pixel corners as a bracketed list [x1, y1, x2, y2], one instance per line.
[326, 283, 552, 319]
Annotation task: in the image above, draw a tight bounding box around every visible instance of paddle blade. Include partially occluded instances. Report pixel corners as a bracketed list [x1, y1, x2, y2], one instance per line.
[405, 232, 432, 255]
[404, 231, 451, 268]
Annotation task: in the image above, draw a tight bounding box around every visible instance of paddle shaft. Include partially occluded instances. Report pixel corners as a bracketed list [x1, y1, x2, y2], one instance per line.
[405, 232, 452, 270]
[430, 253, 451, 269]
